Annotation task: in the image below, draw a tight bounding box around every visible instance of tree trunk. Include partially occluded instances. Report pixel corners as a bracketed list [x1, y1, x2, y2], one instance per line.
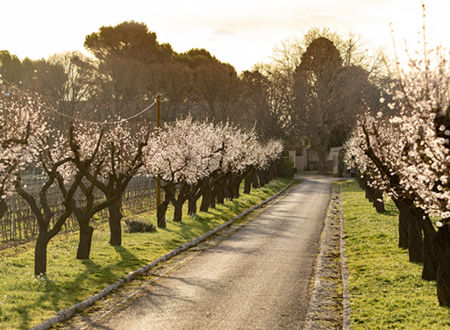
[210, 188, 216, 209]
[188, 195, 197, 215]
[76, 221, 94, 260]
[173, 200, 183, 223]
[421, 215, 437, 281]
[252, 172, 260, 189]
[108, 199, 123, 246]
[35, 231, 51, 276]
[224, 176, 233, 200]
[398, 211, 410, 249]
[407, 207, 423, 263]
[157, 199, 169, 228]
[215, 183, 225, 205]
[244, 171, 253, 194]
[435, 219, 450, 306]
[231, 174, 241, 199]
[199, 182, 211, 212]
[0, 199, 7, 220]
[394, 199, 409, 249]
[373, 189, 385, 213]
[258, 170, 266, 187]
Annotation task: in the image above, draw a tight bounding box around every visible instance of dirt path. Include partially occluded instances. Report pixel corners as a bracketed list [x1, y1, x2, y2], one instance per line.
[64, 176, 333, 330]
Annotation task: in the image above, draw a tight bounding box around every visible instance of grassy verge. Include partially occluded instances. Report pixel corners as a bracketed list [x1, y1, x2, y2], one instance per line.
[340, 180, 450, 329]
[0, 178, 292, 329]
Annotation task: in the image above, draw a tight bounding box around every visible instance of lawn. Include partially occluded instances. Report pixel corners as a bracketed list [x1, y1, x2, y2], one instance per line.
[0, 178, 292, 329]
[340, 180, 450, 329]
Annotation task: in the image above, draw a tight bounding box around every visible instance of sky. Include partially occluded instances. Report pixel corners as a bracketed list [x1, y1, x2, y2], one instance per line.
[1, 0, 449, 72]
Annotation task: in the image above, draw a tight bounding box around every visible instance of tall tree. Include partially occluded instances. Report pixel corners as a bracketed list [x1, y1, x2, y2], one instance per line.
[241, 69, 287, 140]
[293, 37, 378, 173]
[84, 21, 173, 119]
[293, 37, 343, 173]
[29, 52, 96, 127]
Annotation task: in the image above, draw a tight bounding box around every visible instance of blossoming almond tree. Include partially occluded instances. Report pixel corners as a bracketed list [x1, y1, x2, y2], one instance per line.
[82, 122, 150, 246]
[15, 126, 102, 276]
[143, 118, 284, 226]
[385, 48, 450, 304]
[144, 118, 222, 225]
[344, 46, 450, 305]
[0, 93, 47, 220]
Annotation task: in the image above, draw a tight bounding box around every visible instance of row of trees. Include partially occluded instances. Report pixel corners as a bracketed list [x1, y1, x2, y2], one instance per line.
[1, 22, 383, 164]
[0, 22, 266, 135]
[344, 47, 449, 306]
[0, 90, 283, 276]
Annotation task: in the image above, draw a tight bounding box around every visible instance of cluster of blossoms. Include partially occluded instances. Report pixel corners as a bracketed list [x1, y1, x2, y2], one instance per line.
[0, 94, 283, 275]
[143, 118, 283, 185]
[345, 48, 450, 220]
[344, 47, 450, 306]
[0, 94, 48, 201]
[142, 117, 284, 223]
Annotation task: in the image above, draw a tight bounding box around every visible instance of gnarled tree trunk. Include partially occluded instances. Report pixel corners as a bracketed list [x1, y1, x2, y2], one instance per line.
[157, 198, 169, 229]
[108, 199, 123, 246]
[435, 219, 450, 306]
[173, 200, 184, 223]
[188, 195, 197, 215]
[76, 219, 94, 260]
[199, 181, 212, 212]
[393, 199, 410, 250]
[420, 215, 437, 281]
[35, 231, 51, 276]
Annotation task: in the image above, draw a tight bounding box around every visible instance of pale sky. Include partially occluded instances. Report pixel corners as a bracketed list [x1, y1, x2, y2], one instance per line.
[1, 0, 449, 72]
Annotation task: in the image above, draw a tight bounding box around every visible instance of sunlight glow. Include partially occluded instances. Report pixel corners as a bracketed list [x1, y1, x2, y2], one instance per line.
[1, 0, 449, 71]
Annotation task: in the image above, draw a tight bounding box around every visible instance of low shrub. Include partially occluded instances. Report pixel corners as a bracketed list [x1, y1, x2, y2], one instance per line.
[277, 157, 296, 179]
[125, 219, 157, 233]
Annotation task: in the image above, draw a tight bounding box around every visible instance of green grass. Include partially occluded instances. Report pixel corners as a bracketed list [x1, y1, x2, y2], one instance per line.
[0, 178, 292, 329]
[340, 180, 450, 329]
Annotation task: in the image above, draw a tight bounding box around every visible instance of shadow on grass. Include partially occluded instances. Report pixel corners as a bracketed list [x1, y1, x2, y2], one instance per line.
[14, 179, 290, 328]
[16, 246, 143, 329]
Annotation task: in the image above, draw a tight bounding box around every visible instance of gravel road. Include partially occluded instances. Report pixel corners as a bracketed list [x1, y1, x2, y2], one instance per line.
[87, 176, 332, 330]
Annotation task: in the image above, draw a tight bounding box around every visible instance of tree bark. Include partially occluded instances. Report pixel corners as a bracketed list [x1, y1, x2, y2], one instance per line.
[394, 198, 423, 263]
[252, 172, 260, 189]
[188, 195, 197, 215]
[393, 199, 409, 249]
[0, 199, 7, 220]
[173, 201, 183, 223]
[407, 207, 423, 263]
[365, 185, 374, 202]
[76, 221, 94, 260]
[108, 199, 123, 246]
[215, 183, 225, 205]
[35, 231, 51, 276]
[210, 188, 216, 209]
[199, 182, 211, 212]
[231, 174, 241, 199]
[244, 171, 253, 194]
[420, 215, 437, 281]
[373, 189, 385, 213]
[435, 219, 450, 306]
[257, 170, 267, 187]
[224, 176, 233, 200]
[157, 199, 169, 228]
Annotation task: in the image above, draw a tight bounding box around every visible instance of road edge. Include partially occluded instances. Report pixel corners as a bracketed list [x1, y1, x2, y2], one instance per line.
[339, 184, 352, 329]
[31, 181, 294, 330]
[304, 181, 352, 329]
